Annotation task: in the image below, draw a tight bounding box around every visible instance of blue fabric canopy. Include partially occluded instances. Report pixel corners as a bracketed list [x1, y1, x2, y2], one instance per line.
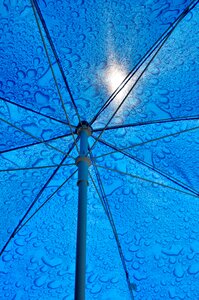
[0, 0, 199, 299]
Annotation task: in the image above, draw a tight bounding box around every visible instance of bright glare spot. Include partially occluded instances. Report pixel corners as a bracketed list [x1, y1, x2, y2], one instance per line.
[104, 62, 127, 94]
[103, 60, 128, 107]
[103, 59, 137, 111]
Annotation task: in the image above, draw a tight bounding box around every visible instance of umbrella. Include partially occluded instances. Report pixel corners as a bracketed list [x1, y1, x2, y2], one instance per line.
[0, 0, 199, 299]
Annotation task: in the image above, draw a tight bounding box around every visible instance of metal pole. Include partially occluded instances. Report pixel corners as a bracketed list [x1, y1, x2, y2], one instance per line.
[75, 122, 92, 300]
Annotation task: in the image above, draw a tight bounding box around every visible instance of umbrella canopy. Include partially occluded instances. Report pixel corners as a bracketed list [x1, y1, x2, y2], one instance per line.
[0, 0, 199, 299]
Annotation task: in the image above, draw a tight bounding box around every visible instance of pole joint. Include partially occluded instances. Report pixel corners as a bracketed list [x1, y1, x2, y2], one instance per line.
[75, 156, 91, 167]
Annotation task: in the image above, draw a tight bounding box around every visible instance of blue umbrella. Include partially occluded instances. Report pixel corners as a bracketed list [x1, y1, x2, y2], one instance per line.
[0, 0, 199, 299]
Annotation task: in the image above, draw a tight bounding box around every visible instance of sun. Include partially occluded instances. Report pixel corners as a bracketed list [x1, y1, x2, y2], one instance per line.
[105, 62, 127, 94]
[103, 59, 135, 110]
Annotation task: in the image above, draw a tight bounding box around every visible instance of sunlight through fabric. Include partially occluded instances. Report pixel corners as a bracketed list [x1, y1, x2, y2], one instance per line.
[103, 58, 138, 112]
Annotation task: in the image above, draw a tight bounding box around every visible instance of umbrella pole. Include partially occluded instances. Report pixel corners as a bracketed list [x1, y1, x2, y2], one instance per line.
[75, 122, 92, 300]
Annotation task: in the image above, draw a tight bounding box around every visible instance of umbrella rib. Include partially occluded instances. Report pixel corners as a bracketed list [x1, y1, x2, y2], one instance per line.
[94, 125, 199, 159]
[0, 132, 73, 155]
[90, 0, 198, 125]
[0, 97, 71, 126]
[94, 164, 199, 199]
[92, 115, 199, 132]
[0, 164, 75, 173]
[89, 169, 135, 299]
[30, 0, 79, 153]
[32, 0, 81, 124]
[0, 140, 77, 257]
[0, 116, 76, 160]
[93, 136, 199, 198]
[14, 169, 77, 236]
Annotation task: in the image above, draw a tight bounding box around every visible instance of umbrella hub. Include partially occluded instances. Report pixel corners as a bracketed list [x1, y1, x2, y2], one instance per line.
[75, 120, 93, 137]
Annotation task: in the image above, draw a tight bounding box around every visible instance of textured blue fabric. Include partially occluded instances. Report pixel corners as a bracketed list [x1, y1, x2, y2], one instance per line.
[0, 0, 199, 299]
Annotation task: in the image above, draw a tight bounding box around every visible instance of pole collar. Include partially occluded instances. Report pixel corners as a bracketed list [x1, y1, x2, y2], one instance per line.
[76, 179, 89, 186]
[75, 156, 92, 167]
